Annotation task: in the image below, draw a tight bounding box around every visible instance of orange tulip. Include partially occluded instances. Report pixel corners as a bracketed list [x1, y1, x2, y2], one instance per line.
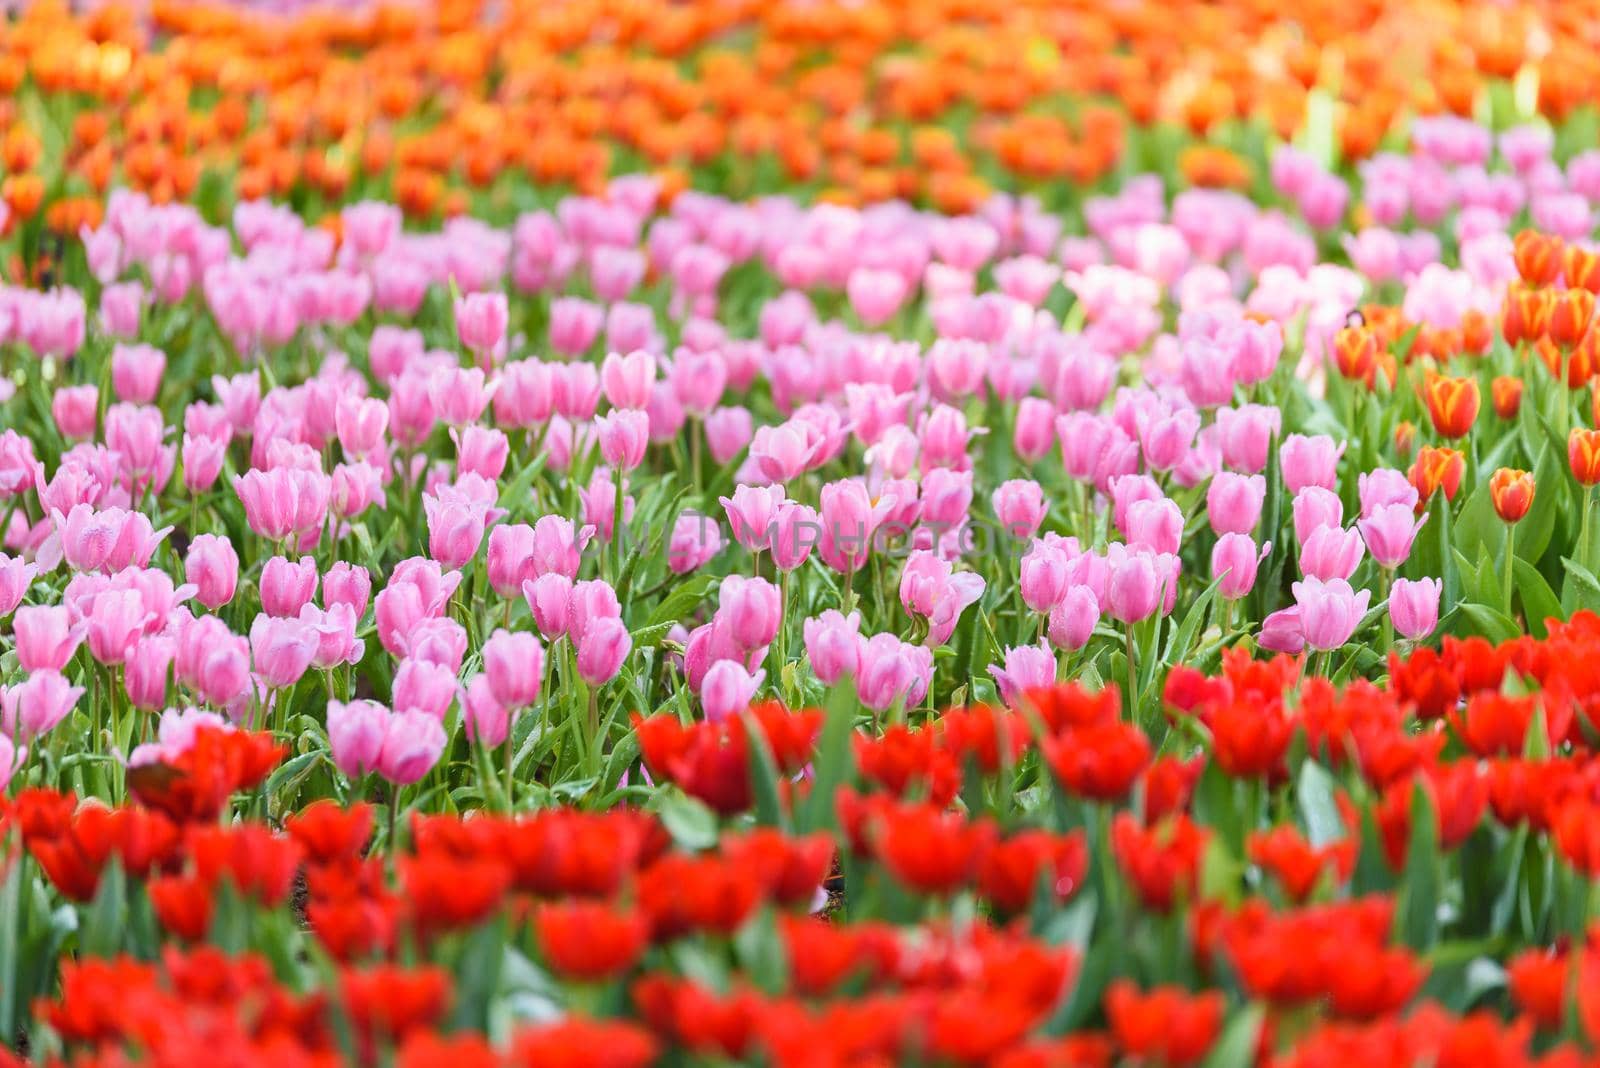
[1502, 285, 1552, 347]
[1570, 428, 1600, 487]
[1492, 376, 1523, 420]
[1394, 420, 1417, 459]
[1408, 446, 1464, 506]
[1549, 288, 1596, 347]
[1490, 468, 1535, 524]
[1514, 230, 1563, 288]
[1565, 245, 1600, 294]
[1422, 373, 1480, 439]
[1332, 326, 1379, 385]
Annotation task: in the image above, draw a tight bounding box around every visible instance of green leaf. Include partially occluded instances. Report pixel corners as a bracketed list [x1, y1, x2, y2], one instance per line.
[742, 709, 788, 830]
[1458, 603, 1520, 643]
[1561, 556, 1600, 615]
[447, 917, 508, 1032]
[733, 907, 788, 995]
[80, 862, 127, 958]
[1201, 1004, 1266, 1068]
[643, 573, 718, 631]
[801, 683, 860, 834]
[1512, 558, 1562, 638]
[1296, 760, 1344, 849]
[1396, 780, 1441, 951]
[658, 790, 719, 850]
[1163, 570, 1225, 669]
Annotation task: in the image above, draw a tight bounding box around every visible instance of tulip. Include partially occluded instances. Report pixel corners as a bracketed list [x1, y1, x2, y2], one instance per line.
[1259, 606, 1306, 654]
[1291, 487, 1344, 545]
[803, 611, 862, 685]
[1292, 578, 1371, 652]
[1106, 546, 1164, 625]
[1358, 468, 1419, 517]
[111, 343, 167, 404]
[523, 573, 574, 640]
[376, 708, 448, 786]
[1422, 373, 1480, 439]
[423, 485, 491, 570]
[453, 426, 510, 481]
[1, 671, 84, 740]
[898, 551, 985, 646]
[392, 657, 460, 720]
[991, 480, 1047, 539]
[1409, 446, 1465, 505]
[52, 385, 99, 441]
[249, 614, 320, 689]
[1491, 467, 1535, 524]
[769, 503, 820, 572]
[856, 632, 933, 712]
[1013, 398, 1056, 463]
[1125, 498, 1183, 556]
[1390, 577, 1442, 641]
[1358, 505, 1427, 569]
[600, 350, 656, 411]
[0, 554, 37, 617]
[817, 479, 894, 577]
[1211, 535, 1270, 601]
[596, 409, 650, 471]
[701, 661, 765, 723]
[1278, 434, 1344, 495]
[1299, 525, 1366, 582]
[1020, 541, 1071, 614]
[1206, 473, 1266, 536]
[483, 629, 544, 710]
[988, 642, 1058, 707]
[455, 291, 509, 358]
[720, 484, 787, 553]
[324, 563, 372, 618]
[576, 616, 631, 686]
[260, 555, 319, 618]
[668, 512, 723, 574]
[529, 516, 590, 579]
[125, 635, 176, 710]
[1048, 585, 1100, 651]
[86, 588, 151, 665]
[704, 406, 753, 464]
[718, 575, 781, 651]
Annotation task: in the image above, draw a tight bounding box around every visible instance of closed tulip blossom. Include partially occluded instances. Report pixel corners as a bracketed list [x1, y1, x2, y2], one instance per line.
[1211, 535, 1271, 601]
[14, 605, 85, 673]
[1048, 585, 1101, 650]
[1299, 525, 1366, 581]
[392, 657, 461, 719]
[804, 610, 863, 685]
[323, 563, 372, 618]
[1390, 577, 1442, 640]
[991, 480, 1047, 539]
[249, 614, 320, 689]
[856, 632, 933, 712]
[0, 554, 38, 617]
[701, 660, 765, 723]
[1019, 539, 1073, 614]
[717, 575, 781, 651]
[260, 555, 319, 618]
[1292, 578, 1371, 651]
[376, 708, 448, 786]
[1358, 505, 1428, 569]
[1278, 434, 1345, 494]
[1206, 472, 1266, 535]
[576, 616, 632, 686]
[1, 670, 85, 740]
[523, 573, 574, 640]
[720, 484, 787, 553]
[482, 629, 545, 710]
[988, 642, 1058, 706]
[1292, 487, 1345, 545]
[1106, 545, 1177, 625]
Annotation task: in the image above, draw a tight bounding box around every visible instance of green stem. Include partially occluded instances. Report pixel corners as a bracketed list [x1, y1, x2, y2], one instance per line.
[1124, 621, 1137, 721]
[1581, 485, 1595, 572]
[1504, 522, 1517, 621]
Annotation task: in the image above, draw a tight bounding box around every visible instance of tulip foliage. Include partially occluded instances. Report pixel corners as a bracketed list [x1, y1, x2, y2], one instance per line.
[7, 0, 1600, 1062]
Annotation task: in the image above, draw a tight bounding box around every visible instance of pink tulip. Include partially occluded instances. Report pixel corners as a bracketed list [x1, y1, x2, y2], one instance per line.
[1358, 504, 1428, 570]
[1299, 525, 1366, 582]
[705, 406, 753, 464]
[721, 484, 787, 553]
[327, 699, 387, 778]
[455, 291, 509, 358]
[803, 610, 862, 685]
[1013, 398, 1056, 464]
[111, 343, 166, 404]
[1259, 606, 1306, 654]
[1125, 498, 1184, 555]
[597, 409, 650, 470]
[483, 628, 545, 709]
[324, 562, 372, 618]
[486, 523, 536, 598]
[668, 512, 722, 574]
[1106, 544, 1177, 624]
[1292, 487, 1345, 545]
[1390, 577, 1441, 640]
[376, 708, 447, 785]
[600, 350, 656, 411]
[1020, 541, 1071, 614]
[1292, 577, 1371, 651]
[701, 660, 765, 723]
[898, 550, 985, 646]
[1211, 534, 1270, 600]
[0, 554, 37, 617]
[576, 616, 631, 686]
[1214, 404, 1280, 473]
[529, 515, 590, 579]
[52, 385, 99, 441]
[184, 534, 239, 610]
[846, 267, 908, 327]
[856, 632, 933, 712]
[769, 502, 820, 572]
[423, 485, 491, 569]
[124, 635, 175, 710]
[462, 676, 510, 748]
[86, 588, 152, 665]
[14, 605, 82, 672]
[988, 641, 1057, 706]
[1048, 585, 1100, 650]
[818, 479, 895, 575]
[249, 613, 319, 689]
[260, 555, 319, 618]
[1206, 472, 1266, 536]
[992, 479, 1047, 539]
[549, 297, 604, 357]
[392, 656, 459, 719]
[1, 670, 84, 740]
[1279, 434, 1345, 494]
[523, 573, 574, 640]
[1358, 468, 1419, 518]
